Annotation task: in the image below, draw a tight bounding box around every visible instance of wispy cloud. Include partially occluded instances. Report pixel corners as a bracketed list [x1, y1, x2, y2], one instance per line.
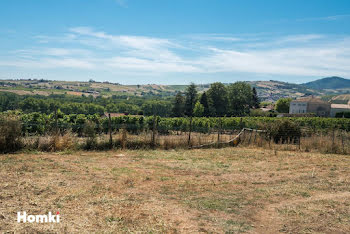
[3, 27, 350, 81]
[115, 0, 128, 8]
[69, 27, 178, 52]
[278, 34, 324, 43]
[0, 58, 95, 70]
[297, 14, 350, 22]
[186, 34, 242, 42]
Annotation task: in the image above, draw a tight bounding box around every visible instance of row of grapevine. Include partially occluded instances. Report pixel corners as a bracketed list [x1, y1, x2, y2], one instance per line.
[2, 111, 349, 135]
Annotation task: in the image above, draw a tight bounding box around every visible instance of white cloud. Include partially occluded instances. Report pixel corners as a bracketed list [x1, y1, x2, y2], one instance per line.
[278, 34, 324, 43]
[0, 58, 95, 69]
[3, 28, 350, 80]
[297, 14, 350, 22]
[196, 41, 350, 77]
[186, 34, 242, 42]
[69, 27, 176, 50]
[106, 57, 200, 73]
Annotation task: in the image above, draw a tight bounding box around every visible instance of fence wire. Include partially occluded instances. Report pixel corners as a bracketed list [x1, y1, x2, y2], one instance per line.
[16, 119, 350, 154]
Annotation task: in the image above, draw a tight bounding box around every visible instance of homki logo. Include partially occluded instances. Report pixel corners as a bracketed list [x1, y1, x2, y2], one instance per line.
[17, 211, 60, 223]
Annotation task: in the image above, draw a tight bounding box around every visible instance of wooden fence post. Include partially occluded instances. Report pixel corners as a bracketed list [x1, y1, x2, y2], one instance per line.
[122, 124, 127, 150]
[54, 107, 58, 151]
[54, 108, 58, 135]
[332, 127, 335, 152]
[108, 113, 113, 149]
[217, 117, 222, 147]
[152, 115, 157, 148]
[253, 129, 257, 143]
[341, 130, 345, 154]
[188, 116, 192, 147]
[248, 129, 253, 144]
[241, 129, 246, 145]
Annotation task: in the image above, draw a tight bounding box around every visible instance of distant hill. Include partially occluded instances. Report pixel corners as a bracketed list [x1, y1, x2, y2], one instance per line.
[1, 78, 350, 102]
[247, 80, 321, 102]
[303, 76, 350, 90]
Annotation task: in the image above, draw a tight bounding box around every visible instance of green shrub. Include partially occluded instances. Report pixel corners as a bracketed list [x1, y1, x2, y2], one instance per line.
[83, 121, 97, 150]
[268, 119, 301, 144]
[0, 116, 23, 153]
[335, 112, 350, 118]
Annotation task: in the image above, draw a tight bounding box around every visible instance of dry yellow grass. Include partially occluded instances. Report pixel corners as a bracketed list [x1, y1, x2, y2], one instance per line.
[0, 148, 349, 233]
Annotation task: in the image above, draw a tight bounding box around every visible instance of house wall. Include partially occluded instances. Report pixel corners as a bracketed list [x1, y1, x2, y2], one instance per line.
[331, 107, 350, 117]
[307, 102, 331, 117]
[289, 101, 331, 117]
[289, 101, 307, 114]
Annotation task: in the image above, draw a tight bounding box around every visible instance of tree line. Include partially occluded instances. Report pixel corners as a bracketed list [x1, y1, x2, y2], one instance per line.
[172, 82, 259, 117]
[0, 92, 172, 116]
[0, 82, 259, 117]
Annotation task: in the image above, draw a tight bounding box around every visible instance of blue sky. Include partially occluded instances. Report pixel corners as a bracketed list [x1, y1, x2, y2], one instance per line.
[1, 0, 350, 84]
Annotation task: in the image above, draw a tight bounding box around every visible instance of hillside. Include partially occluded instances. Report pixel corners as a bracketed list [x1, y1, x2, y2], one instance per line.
[247, 80, 320, 102]
[0, 79, 195, 98]
[0, 78, 349, 102]
[303, 76, 350, 90]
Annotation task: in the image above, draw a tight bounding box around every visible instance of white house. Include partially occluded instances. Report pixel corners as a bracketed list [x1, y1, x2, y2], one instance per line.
[289, 97, 331, 117]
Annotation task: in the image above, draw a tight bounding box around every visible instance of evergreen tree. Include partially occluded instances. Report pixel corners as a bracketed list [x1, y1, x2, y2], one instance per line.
[184, 83, 198, 117]
[252, 87, 260, 109]
[199, 92, 210, 117]
[172, 92, 185, 117]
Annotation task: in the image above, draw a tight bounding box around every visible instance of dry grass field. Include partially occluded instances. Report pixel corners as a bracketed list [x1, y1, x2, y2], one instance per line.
[0, 147, 349, 233]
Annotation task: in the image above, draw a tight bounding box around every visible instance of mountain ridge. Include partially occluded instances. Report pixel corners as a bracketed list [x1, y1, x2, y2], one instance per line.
[302, 76, 350, 90]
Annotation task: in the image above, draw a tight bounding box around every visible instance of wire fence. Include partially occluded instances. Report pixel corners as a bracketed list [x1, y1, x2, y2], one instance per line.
[1, 113, 349, 154]
[18, 119, 350, 155]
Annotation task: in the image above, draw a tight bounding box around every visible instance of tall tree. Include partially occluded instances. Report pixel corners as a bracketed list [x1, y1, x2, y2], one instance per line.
[172, 92, 185, 117]
[251, 87, 260, 109]
[199, 92, 210, 117]
[184, 83, 198, 117]
[227, 82, 253, 116]
[207, 82, 228, 117]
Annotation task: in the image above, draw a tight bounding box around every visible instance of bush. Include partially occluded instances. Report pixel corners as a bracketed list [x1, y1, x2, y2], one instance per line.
[34, 132, 75, 152]
[0, 116, 23, 153]
[83, 121, 97, 150]
[268, 119, 301, 144]
[335, 112, 350, 118]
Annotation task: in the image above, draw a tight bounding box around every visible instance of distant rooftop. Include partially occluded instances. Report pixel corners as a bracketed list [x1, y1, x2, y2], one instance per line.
[331, 104, 350, 109]
[292, 96, 328, 104]
[102, 112, 127, 118]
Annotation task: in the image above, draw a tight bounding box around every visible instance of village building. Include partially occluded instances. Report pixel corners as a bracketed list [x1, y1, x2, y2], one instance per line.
[289, 97, 331, 117]
[330, 101, 350, 117]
